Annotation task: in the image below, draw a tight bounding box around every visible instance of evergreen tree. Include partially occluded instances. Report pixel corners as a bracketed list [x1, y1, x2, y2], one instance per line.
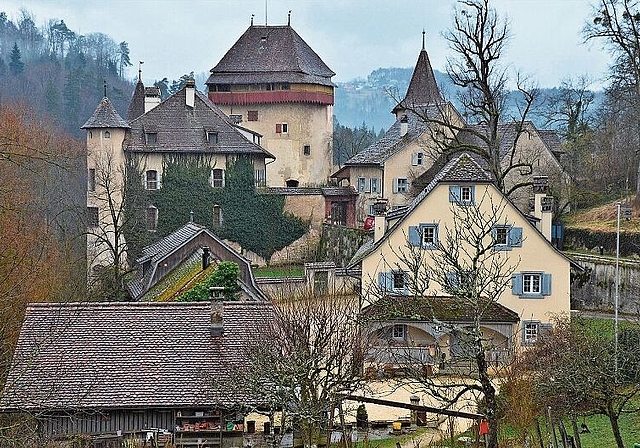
[154, 78, 170, 100]
[0, 57, 6, 76]
[9, 42, 24, 75]
[118, 41, 132, 78]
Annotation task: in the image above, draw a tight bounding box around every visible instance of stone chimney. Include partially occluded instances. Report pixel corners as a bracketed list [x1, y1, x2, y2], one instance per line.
[144, 86, 161, 113]
[400, 115, 409, 137]
[210, 302, 223, 337]
[186, 78, 196, 108]
[372, 199, 388, 243]
[532, 176, 553, 242]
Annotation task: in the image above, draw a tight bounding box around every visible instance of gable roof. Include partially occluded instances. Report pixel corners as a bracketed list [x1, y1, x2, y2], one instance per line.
[125, 86, 272, 157]
[81, 97, 130, 129]
[392, 47, 443, 114]
[207, 25, 335, 87]
[127, 222, 267, 301]
[0, 301, 273, 411]
[363, 296, 520, 323]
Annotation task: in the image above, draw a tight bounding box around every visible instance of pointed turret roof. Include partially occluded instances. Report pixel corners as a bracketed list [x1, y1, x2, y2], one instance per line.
[82, 97, 130, 129]
[127, 80, 145, 121]
[206, 25, 335, 87]
[392, 40, 442, 114]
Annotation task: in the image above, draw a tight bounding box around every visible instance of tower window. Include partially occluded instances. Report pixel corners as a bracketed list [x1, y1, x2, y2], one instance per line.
[87, 207, 99, 227]
[248, 110, 258, 121]
[303, 145, 311, 156]
[104, 131, 110, 139]
[211, 169, 225, 188]
[146, 170, 159, 190]
[88, 168, 96, 192]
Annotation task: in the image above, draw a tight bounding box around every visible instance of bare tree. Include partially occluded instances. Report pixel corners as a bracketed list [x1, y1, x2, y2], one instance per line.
[518, 315, 640, 448]
[223, 294, 368, 448]
[365, 190, 520, 448]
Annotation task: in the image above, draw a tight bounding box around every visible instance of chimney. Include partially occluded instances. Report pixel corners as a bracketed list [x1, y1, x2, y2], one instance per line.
[532, 176, 553, 241]
[400, 115, 409, 137]
[144, 86, 161, 113]
[210, 302, 223, 337]
[372, 199, 388, 243]
[186, 78, 195, 108]
[202, 246, 211, 270]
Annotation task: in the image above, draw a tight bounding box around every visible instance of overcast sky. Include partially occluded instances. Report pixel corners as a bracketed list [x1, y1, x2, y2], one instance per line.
[3, 0, 612, 89]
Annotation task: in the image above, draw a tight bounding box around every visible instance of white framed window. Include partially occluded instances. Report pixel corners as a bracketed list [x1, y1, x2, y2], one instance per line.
[392, 324, 407, 339]
[495, 226, 508, 245]
[146, 206, 158, 231]
[211, 169, 225, 188]
[392, 271, 406, 292]
[422, 226, 436, 246]
[276, 123, 288, 133]
[370, 177, 379, 193]
[88, 168, 96, 192]
[409, 223, 438, 248]
[449, 185, 475, 205]
[493, 225, 523, 250]
[146, 170, 159, 190]
[393, 177, 408, 194]
[523, 273, 541, 294]
[357, 177, 366, 193]
[412, 152, 424, 166]
[523, 322, 539, 345]
[255, 168, 266, 187]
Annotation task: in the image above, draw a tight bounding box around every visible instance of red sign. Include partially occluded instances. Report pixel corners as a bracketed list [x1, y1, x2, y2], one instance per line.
[364, 216, 375, 230]
[479, 419, 489, 435]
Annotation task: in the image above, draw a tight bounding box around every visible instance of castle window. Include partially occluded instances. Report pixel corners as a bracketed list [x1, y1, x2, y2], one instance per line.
[146, 170, 159, 190]
[146, 206, 158, 231]
[303, 145, 311, 156]
[145, 132, 158, 145]
[286, 179, 299, 188]
[104, 131, 110, 139]
[211, 169, 225, 188]
[276, 123, 288, 134]
[207, 131, 219, 145]
[88, 168, 96, 192]
[87, 207, 99, 227]
[248, 110, 258, 122]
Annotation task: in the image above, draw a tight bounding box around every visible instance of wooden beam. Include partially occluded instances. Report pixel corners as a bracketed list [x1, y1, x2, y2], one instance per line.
[338, 394, 484, 420]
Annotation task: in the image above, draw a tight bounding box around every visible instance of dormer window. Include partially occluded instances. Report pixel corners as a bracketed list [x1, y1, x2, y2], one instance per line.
[207, 131, 219, 145]
[145, 132, 158, 145]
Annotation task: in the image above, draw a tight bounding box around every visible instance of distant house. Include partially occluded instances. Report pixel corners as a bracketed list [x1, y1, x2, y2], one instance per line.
[349, 153, 575, 367]
[127, 221, 268, 301]
[0, 301, 273, 446]
[207, 20, 335, 188]
[332, 38, 569, 225]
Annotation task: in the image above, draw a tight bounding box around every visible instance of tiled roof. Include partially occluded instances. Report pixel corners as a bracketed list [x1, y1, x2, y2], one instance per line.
[0, 301, 273, 411]
[207, 25, 334, 87]
[362, 296, 520, 323]
[126, 80, 145, 121]
[126, 87, 270, 156]
[343, 109, 434, 165]
[136, 222, 207, 264]
[82, 97, 130, 129]
[393, 48, 442, 113]
[538, 129, 564, 158]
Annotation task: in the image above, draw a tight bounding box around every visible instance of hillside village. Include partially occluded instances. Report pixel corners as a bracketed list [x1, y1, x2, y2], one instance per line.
[2, 2, 640, 448]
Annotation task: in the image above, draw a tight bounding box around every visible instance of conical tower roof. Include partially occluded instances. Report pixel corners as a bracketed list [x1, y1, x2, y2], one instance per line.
[127, 80, 145, 121]
[393, 38, 442, 114]
[82, 97, 130, 129]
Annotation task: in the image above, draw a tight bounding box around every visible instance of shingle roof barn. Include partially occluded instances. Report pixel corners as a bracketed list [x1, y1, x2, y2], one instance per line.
[126, 86, 271, 156]
[0, 301, 273, 411]
[207, 25, 335, 87]
[82, 97, 130, 129]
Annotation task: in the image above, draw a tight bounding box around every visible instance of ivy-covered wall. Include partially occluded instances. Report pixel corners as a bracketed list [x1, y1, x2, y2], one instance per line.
[317, 224, 371, 267]
[123, 156, 306, 262]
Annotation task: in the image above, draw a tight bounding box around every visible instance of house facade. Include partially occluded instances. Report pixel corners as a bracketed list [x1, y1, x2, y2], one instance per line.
[350, 153, 572, 364]
[83, 78, 274, 275]
[207, 21, 335, 188]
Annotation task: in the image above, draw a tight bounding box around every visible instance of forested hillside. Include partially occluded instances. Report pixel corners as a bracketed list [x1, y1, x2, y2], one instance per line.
[0, 10, 134, 136]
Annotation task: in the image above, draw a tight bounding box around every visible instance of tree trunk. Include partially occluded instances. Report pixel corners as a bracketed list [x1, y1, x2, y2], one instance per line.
[476, 340, 498, 448]
[535, 418, 544, 448]
[607, 407, 625, 448]
[570, 415, 582, 448]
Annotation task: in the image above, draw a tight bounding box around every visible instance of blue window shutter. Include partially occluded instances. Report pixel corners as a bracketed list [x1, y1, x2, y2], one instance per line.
[408, 226, 420, 246]
[542, 273, 552, 295]
[392, 178, 399, 194]
[469, 186, 475, 204]
[509, 227, 523, 247]
[449, 186, 461, 203]
[403, 273, 409, 295]
[433, 224, 439, 244]
[512, 274, 523, 295]
[446, 272, 458, 291]
[378, 272, 387, 291]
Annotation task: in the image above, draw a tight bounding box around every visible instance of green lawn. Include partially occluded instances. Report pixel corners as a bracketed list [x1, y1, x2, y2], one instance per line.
[253, 264, 304, 278]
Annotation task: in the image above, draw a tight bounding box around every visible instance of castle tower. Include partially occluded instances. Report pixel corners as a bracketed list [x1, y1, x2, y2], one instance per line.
[206, 22, 335, 187]
[81, 96, 130, 276]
